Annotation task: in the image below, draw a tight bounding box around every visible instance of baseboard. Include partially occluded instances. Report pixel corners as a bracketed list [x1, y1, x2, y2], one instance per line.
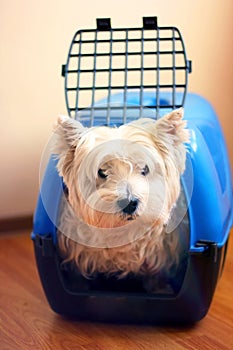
[0, 214, 33, 233]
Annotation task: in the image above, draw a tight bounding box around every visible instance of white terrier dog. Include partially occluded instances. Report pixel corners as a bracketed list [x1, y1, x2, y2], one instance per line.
[54, 108, 189, 293]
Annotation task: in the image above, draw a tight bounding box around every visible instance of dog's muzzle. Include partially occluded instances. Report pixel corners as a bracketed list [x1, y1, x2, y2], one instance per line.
[117, 197, 139, 215]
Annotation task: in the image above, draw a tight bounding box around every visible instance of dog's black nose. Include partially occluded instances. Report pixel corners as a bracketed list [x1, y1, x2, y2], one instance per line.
[117, 198, 139, 215]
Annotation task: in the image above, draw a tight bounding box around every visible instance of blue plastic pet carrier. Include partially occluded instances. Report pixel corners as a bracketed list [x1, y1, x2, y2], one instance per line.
[32, 17, 233, 324]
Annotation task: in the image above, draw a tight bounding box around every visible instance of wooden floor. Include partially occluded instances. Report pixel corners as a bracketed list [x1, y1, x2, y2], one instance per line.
[0, 230, 232, 350]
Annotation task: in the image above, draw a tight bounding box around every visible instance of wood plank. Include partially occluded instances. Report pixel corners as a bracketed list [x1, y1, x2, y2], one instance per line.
[0, 230, 232, 349]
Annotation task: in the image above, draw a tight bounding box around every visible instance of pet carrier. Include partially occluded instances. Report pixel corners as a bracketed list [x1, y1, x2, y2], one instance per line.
[32, 17, 233, 324]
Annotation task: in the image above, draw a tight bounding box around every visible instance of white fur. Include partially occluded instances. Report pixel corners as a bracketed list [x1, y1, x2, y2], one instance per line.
[53, 109, 189, 279]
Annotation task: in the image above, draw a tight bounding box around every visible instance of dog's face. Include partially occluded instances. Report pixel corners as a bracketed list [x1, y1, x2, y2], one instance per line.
[54, 109, 189, 232]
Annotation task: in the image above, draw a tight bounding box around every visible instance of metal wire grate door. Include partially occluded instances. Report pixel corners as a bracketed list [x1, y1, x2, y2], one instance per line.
[62, 17, 192, 126]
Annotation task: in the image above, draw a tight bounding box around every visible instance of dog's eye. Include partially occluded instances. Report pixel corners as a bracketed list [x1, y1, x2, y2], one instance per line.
[98, 168, 108, 179]
[141, 165, 149, 176]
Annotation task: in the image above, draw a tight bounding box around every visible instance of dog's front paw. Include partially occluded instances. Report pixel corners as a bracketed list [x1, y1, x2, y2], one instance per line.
[60, 264, 91, 293]
[143, 274, 175, 295]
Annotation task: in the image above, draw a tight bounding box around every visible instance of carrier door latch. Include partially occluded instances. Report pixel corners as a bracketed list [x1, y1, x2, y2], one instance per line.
[96, 17, 158, 31]
[97, 18, 111, 31]
[143, 17, 158, 29]
[35, 234, 54, 257]
[195, 240, 218, 263]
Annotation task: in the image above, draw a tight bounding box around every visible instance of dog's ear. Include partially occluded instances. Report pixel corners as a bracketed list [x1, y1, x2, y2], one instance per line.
[53, 116, 85, 153]
[155, 108, 189, 145]
[53, 116, 86, 179]
[155, 108, 189, 174]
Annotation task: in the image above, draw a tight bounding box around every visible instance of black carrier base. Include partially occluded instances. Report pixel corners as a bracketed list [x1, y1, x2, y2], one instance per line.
[33, 235, 228, 325]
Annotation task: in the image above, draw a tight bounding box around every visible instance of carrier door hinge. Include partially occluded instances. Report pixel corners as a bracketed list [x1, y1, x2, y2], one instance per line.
[195, 240, 218, 263]
[61, 64, 66, 77]
[97, 18, 111, 31]
[35, 234, 54, 257]
[187, 60, 192, 74]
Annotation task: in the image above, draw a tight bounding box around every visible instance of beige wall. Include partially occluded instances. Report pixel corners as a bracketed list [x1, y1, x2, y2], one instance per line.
[0, 0, 232, 219]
